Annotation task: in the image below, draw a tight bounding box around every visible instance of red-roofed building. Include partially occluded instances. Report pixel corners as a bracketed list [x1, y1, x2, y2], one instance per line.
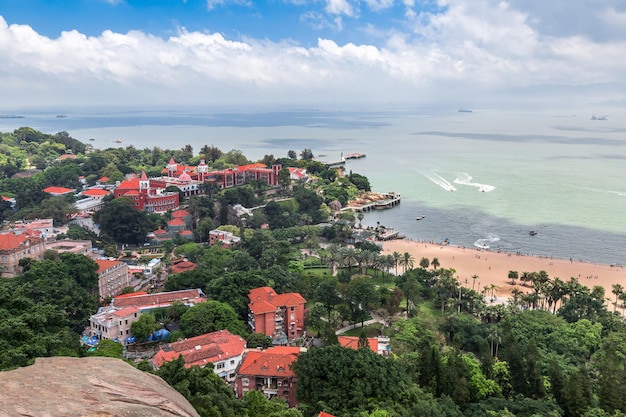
[337, 336, 378, 353]
[0, 230, 46, 277]
[95, 259, 130, 299]
[112, 288, 207, 311]
[81, 188, 110, 198]
[56, 153, 77, 161]
[96, 176, 109, 185]
[248, 287, 306, 345]
[207, 163, 282, 189]
[152, 329, 247, 381]
[169, 257, 197, 274]
[235, 346, 302, 406]
[43, 186, 75, 196]
[113, 171, 179, 213]
[171, 209, 192, 229]
[318, 412, 336, 417]
[209, 229, 241, 248]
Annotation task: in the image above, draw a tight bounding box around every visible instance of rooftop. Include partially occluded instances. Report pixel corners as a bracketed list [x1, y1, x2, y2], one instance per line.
[237, 346, 302, 377]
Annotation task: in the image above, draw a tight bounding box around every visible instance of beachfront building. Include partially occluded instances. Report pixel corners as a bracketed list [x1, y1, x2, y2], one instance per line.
[151, 329, 246, 381]
[248, 287, 306, 345]
[234, 346, 302, 406]
[95, 259, 130, 299]
[207, 163, 282, 189]
[114, 171, 179, 213]
[0, 230, 46, 277]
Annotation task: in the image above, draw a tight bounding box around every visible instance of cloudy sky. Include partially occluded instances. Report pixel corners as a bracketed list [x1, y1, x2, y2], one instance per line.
[2, 0, 626, 110]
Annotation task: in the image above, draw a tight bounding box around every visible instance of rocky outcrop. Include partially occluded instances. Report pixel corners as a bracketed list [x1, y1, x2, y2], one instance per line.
[0, 356, 200, 417]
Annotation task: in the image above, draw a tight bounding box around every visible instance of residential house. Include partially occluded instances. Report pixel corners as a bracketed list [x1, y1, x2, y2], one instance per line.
[95, 259, 130, 299]
[337, 336, 391, 356]
[208, 229, 241, 248]
[235, 346, 303, 406]
[151, 329, 246, 382]
[169, 257, 197, 274]
[248, 287, 306, 345]
[171, 209, 193, 229]
[75, 188, 111, 214]
[43, 186, 75, 196]
[89, 305, 140, 342]
[0, 230, 46, 277]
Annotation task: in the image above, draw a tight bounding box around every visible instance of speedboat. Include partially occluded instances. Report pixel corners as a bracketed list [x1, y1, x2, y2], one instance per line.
[416, 215, 426, 221]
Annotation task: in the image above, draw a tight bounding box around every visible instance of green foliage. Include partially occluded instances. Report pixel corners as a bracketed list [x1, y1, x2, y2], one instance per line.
[292, 345, 412, 416]
[130, 313, 159, 340]
[93, 197, 151, 245]
[179, 300, 247, 338]
[246, 332, 273, 349]
[158, 355, 242, 417]
[87, 339, 123, 358]
[242, 390, 303, 417]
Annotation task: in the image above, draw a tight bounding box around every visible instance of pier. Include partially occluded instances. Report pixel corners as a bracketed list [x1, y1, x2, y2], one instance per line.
[342, 192, 401, 213]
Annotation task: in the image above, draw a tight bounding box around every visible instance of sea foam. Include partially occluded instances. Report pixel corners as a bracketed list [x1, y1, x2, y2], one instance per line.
[454, 172, 496, 192]
[425, 173, 457, 191]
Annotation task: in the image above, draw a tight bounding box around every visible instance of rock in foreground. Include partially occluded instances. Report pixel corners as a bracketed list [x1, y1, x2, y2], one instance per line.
[0, 356, 200, 417]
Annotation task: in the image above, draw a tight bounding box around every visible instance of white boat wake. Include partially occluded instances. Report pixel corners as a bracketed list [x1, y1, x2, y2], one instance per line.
[454, 172, 496, 193]
[425, 173, 457, 191]
[474, 234, 500, 249]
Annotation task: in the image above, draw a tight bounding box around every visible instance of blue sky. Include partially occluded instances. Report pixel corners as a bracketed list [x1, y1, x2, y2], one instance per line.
[1, 0, 626, 109]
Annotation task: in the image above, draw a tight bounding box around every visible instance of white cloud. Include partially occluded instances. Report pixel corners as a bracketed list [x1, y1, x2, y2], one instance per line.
[363, 0, 394, 12]
[2, 1, 626, 109]
[206, 0, 252, 11]
[325, 0, 354, 16]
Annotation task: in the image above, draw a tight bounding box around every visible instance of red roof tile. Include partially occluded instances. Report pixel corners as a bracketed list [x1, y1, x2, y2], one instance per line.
[43, 186, 74, 195]
[82, 188, 110, 196]
[248, 287, 306, 314]
[95, 259, 124, 274]
[152, 329, 246, 369]
[318, 412, 336, 417]
[112, 307, 140, 317]
[237, 347, 301, 378]
[168, 219, 185, 227]
[172, 210, 191, 218]
[113, 289, 206, 309]
[0, 231, 42, 251]
[337, 336, 378, 353]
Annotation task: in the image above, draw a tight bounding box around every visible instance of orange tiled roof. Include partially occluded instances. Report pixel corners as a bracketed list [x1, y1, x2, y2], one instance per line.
[0, 231, 42, 251]
[97, 176, 109, 183]
[237, 346, 301, 378]
[113, 289, 205, 309]
[95, 259, 124, 274]
[318, 413, 337, 417]
[170, 259, 197, 274]
[152, 329, 246, 369]
[248, 287, 306, 314]
[116, 178, 140, 190]
[337, 336, 378, 352]
[82, 188, 110, 196]
[43, 186, 74, 195]
[172, 209, 191, 218]
[57, 154, 77, 160]
[112, 306, 140, 317]
[167, 219, 185, 227]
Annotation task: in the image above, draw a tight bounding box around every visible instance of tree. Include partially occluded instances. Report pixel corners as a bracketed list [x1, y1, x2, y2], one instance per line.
[292, 345, 411, 416]
[158, 355, 242, 417]
[348, 275, 378, 327]
[93, 197, 151, 245]
[278, 167, 291, 190]
[246, 332, 272, 349]
[130, 313, 158, 340]
[431, 257, 441, 270]
[508, 270, 518, 285]
[287, 150, 297, 160]
[612, 284, 624, 313]
[299, 148, 314, 160]
[420, 257, 430, 269]
[315, 277, 341, 319]
[179, 300, 247, 338]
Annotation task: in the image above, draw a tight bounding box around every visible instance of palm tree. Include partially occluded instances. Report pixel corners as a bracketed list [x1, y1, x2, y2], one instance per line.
[392, 251, 402, 275]
[612, 284, 624, 313]
[419, 257, 430, 269]
[431, 257, 440, 270]
[401, 252, 415, 273]
[520, 272, 530, 287]
[357, 211, 364, 228]
[508, 270, 518, 285]
[471, 274, 479, 292]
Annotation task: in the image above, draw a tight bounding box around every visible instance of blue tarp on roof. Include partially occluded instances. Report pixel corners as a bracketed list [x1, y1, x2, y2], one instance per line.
[148, 328, 170, 341]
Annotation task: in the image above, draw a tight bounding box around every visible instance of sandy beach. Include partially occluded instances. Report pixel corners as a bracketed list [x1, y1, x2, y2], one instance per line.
[381, 239, 626, 301]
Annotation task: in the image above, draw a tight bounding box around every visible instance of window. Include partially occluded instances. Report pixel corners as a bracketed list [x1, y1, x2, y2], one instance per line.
[230, 360, 235, 365]
[216, 363, 225, 370]
[290, 306, 295, 312]
[242, 378, 249, 387]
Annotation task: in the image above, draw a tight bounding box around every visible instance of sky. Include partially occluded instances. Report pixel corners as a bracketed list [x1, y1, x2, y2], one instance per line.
[1, 0, 626, 110]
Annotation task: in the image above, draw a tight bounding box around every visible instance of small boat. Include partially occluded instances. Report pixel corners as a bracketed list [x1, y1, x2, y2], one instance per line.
[416, 215, 426, 221]
[88, 138, 95, 141]
[529, 231, 537, 236]
[114, 139, 123, 143]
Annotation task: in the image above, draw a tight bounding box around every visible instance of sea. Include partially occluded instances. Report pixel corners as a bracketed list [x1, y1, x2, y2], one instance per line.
[1, 105, 625, 265]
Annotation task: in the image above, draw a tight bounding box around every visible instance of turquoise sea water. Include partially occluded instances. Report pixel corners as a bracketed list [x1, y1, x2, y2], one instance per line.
[1, 106, 624, 264]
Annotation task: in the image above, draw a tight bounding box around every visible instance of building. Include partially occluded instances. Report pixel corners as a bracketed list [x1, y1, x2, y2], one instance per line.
[169, 257, 197, 274]
[151, 329, 246, 382]
[95, 259, 130, 299]
[171, 209, 193, 229]
[235, 346, 302, 406]
[208, 229, 241, 248]
[45, 239, 93, 256]
[89, 305, 140, 342]
[208, 163, 281, 189]
[337, 336, 391, 356]
[248, 287, 306, 345]
[114, 171, 179, 213]
[0, 230, 46, 277]
[112, 288, 207, 311]
[43, 186, 75, 196]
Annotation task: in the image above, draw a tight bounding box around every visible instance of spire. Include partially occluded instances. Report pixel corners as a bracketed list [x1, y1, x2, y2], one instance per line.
[140, 171, 148, 181]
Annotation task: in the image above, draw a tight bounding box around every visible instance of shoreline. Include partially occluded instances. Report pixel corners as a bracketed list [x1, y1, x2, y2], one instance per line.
[380, 239, 626, 301]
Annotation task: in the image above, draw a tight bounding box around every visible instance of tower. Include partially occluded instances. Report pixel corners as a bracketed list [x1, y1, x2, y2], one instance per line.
[198, 159, 208, 182]
[167, 157, 177, 177]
